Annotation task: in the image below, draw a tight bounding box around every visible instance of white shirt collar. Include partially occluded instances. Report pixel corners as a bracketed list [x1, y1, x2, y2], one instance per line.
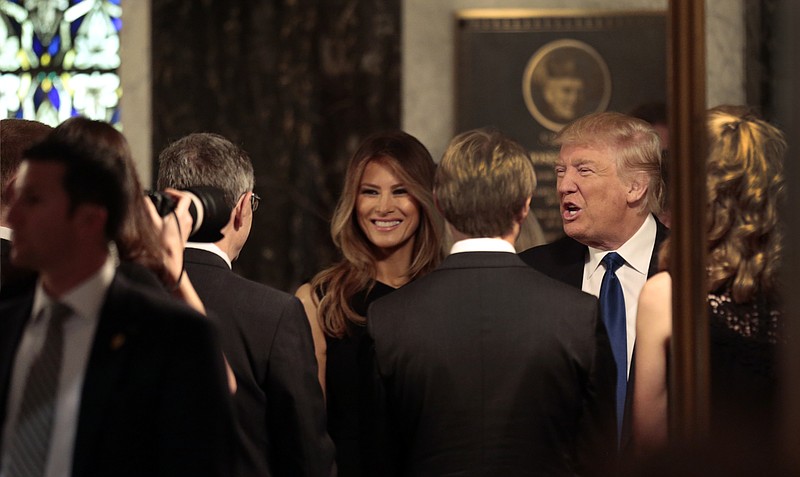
[0, 225, 11, 241]
[450, 237, 516, 255]
[31, 255, 116, 325]
[185, 242, 232, 269]
[586, 214, 657, 279]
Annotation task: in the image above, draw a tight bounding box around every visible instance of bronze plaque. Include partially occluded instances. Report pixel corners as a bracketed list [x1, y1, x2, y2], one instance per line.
[456, 10, 667, 243]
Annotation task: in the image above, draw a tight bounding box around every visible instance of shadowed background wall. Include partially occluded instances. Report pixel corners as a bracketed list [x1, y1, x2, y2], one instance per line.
[145, 0, 773, 292]
[151, 0, 401, 291]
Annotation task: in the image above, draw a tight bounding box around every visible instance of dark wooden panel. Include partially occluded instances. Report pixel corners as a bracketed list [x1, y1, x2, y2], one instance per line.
[151, 0, 401, 291]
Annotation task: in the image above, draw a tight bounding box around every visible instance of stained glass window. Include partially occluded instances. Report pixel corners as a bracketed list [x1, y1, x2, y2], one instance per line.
[0, 0, 122, 127]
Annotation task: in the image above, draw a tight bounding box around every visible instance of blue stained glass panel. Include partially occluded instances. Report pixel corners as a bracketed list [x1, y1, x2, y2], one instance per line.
[0, 0, 123, 127]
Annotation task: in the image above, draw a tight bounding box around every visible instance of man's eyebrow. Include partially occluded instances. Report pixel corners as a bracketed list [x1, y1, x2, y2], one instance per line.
[558, 158, 597, 167]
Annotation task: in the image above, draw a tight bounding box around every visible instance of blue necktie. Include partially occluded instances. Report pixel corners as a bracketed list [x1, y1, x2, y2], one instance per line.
[600, 252, 627, 442]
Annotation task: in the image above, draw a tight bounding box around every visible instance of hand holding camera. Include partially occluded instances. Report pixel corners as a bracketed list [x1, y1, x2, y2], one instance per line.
[146, 186, 231, 243]
[144, 188, 196, 286]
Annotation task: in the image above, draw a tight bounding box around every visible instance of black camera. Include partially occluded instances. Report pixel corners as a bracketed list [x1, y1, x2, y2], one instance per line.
[146, 186, 231, 243]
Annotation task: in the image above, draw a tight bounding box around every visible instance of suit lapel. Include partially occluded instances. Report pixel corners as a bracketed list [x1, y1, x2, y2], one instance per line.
[552, 238, 587, 288]
[558, 216, 667, 286]
[0, 291, 34, 446]
[647, 218, 669, 278]
[559, 253, 585, 288]
[72, 276, 138, 476]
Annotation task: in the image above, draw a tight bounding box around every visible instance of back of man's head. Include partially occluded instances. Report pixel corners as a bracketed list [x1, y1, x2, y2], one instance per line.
[157, 133, 254, 210]
[1, 119, 53, 215]
[435, 129, 536, 238]
[23, 116, 132, 241]
[554, 111, 664, 215]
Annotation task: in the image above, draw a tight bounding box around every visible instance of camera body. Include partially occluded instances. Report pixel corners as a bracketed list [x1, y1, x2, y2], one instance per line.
[146, 186, 231, 243]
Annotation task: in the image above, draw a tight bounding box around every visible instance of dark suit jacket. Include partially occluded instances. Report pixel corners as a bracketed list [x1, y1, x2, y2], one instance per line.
[517, 217, 669, 453]
[0, 238, 37, 300]
[366, 252, 616, 476]
[183, 248, 335, 477]
[0, 273, 236, 477]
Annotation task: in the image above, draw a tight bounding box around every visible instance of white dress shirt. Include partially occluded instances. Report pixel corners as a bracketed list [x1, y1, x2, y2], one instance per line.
[581, 214, 657, 378]
[1, 256, 115, 477]
[0, 226, 12, 241]
[450, 237, 517, 254]
[185, 242, 232, 269]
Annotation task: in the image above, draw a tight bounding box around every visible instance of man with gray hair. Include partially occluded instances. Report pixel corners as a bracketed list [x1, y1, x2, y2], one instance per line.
[157, 133, 335, 477]
[519, 111, 668, 453]
[366, 128, 615, 475]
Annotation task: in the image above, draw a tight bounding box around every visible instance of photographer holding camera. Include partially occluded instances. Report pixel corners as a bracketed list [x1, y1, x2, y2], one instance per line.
[0, 117, 237, 477]
[156, 133, 334, 477]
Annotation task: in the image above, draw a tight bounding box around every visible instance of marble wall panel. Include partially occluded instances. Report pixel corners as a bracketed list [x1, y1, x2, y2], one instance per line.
[152, 0, 401, 291]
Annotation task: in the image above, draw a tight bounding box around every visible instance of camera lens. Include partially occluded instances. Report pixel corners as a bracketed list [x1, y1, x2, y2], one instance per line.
[183, 186, 230, 243]
[145, 187, 231, 243]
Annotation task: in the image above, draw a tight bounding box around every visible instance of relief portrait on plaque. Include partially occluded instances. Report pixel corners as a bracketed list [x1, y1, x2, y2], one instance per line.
[523, 39, 612, 132]
[456, 10, 667, 243]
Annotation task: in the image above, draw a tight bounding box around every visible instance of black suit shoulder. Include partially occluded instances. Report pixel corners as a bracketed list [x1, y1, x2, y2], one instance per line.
[0, 238, 37, 300]
[369, 252, 600, 340]
[182, 248, 334, 477]
[0, 273, 240, 477]
[517, 236, 587, 288]
[183, 251, 305, 373]
[519, 215, 670, 283]
[103, 273, 212, 329]
[518, 235, 585, 270]
[365, 252, 616, 475]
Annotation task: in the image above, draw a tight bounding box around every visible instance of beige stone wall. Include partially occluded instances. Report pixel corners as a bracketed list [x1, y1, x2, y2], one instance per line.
[119, 0, 152, 187]
[403, 0, 744, 161]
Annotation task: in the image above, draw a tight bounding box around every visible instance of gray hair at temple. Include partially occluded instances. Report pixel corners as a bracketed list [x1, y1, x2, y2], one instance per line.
[156, 132, 254, 209]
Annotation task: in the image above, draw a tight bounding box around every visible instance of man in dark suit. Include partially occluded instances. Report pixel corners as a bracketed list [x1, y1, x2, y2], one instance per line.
[1, 119, 53, 298]
[366, 129, 616, 476]
[157, 133, 335, 477]
[0, 117, 236, 477]
[518, 111, 667, 452]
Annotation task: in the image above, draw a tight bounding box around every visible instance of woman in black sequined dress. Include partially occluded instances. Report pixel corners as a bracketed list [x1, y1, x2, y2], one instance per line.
[632, 106, 785, 456]
[295, 131, 444, 476]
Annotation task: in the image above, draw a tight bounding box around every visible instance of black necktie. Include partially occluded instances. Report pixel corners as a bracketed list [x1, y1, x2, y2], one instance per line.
[599, 252, 627, 441]
[5, 302, 72, 477]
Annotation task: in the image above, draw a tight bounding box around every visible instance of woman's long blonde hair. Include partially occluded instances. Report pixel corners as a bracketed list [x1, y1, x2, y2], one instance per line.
[311, 131, 444, 338]
[661, 106, 785, 303]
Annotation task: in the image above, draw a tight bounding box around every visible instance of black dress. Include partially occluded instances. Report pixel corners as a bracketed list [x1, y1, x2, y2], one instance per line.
[325, 281, 396, 477]
[707, 285, 781, 446]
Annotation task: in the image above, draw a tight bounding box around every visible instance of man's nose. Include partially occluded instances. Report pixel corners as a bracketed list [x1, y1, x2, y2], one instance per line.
[557, 170, 577, 194]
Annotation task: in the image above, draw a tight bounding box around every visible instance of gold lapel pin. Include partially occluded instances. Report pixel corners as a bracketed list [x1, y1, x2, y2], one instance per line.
[110, 333, 126, 350]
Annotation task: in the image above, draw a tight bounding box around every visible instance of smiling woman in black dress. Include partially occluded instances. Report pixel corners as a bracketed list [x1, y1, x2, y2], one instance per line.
[296, 130, 444, 476]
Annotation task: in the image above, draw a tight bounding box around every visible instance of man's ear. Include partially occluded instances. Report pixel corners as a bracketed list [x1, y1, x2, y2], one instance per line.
[517, 196, 532, 223]
[626, 174, 648, 205]
[433, 192, 445, 216]
[232, 192, 248, 230]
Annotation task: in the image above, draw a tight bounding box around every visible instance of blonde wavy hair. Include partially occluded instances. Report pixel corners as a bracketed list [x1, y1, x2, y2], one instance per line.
[436, 128, 536, 238]
[661, 105, 785, 303]
[311, 131, 444, 338]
